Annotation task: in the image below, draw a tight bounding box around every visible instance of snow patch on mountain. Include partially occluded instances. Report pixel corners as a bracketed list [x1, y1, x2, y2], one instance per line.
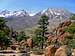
[0, 10, 29, 17]
[41, 9, 47, 14]
[5, 8, 72, 31]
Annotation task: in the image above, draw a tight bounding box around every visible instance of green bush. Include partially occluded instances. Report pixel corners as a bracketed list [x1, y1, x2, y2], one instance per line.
[16, 31, 28, 42]
[0, 30, 11, 48]
[70, 14, 75, 20]
[64, 23, 75, 34]
[63, 34, 75, 49]
[64, 23, 75, 48]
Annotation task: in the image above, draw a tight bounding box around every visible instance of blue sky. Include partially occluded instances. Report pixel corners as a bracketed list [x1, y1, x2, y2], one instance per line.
[0, 0, 75, 13]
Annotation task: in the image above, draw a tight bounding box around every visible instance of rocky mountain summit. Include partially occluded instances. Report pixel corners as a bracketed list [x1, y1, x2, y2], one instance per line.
[0, 8, 72, 31]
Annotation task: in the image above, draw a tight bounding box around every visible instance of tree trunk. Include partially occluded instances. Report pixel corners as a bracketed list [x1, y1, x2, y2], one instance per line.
[41, 43, 43, 49]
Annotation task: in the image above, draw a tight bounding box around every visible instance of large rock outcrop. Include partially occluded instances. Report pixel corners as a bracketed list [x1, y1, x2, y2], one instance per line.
[27, 38, 33, 48]
[54, 45, 71, 56]
[45, 45, 57, 56]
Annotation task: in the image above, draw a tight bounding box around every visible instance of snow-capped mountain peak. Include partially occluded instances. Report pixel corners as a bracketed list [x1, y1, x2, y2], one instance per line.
[13, 10, 29, 17]
[41, 8, 47, 14]
[36, 8, 72, 20]
[0, 10, 29, 17]
[0, 8, 72, 18]
[5, 8, 72, 31]
[29, 13, 36, 16]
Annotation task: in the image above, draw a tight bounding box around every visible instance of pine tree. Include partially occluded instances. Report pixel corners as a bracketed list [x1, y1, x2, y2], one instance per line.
[0, 17, 11, 49]
[38, 15, 49, 38]
[33, 15, 49, 49]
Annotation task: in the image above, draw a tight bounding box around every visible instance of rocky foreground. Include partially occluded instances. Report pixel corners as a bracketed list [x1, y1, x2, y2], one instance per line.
[0, 16, 75, 56]
[31, 20, 75, 56]
[4, 20, 75, 56]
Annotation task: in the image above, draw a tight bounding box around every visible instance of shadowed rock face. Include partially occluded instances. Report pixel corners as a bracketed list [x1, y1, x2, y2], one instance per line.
[5, 8, 72, 31]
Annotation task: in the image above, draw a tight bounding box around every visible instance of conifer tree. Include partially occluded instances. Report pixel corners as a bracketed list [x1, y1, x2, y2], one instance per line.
[33, 15, 49, 49]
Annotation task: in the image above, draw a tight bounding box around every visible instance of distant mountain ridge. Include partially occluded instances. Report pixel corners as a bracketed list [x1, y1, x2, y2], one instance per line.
[36, 8, 72, 31]
[0, 8, 72, 31]
[0, 10, 29, 17]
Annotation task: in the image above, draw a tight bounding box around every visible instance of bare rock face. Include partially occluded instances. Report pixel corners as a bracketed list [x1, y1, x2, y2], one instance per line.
[45, 45, 57, 56]
[62, 20, 71, 27]
[27, 38, 33, 48]
[53, 20, 71, 35]
[70, 49, 75, 56]
[57, 32, 70, 42]
[54, 45, 71, 56]
[52, 20, 71, 41]
[47, 35, 54, 43]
